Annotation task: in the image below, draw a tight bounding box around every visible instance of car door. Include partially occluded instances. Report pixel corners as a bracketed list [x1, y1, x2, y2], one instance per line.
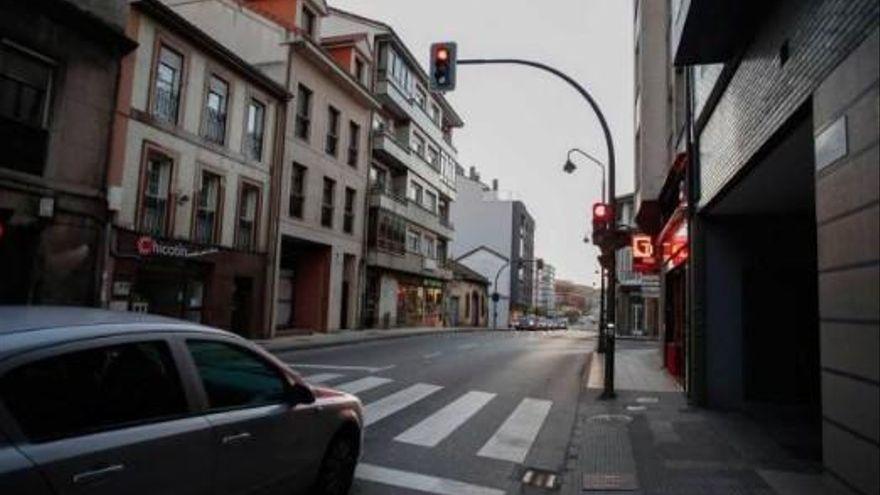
[184, 339, 315, 495]
[0, 337, 214, 495]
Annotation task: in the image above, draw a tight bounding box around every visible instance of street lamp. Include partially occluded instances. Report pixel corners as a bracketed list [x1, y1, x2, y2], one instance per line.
[565, 148, 608, 353]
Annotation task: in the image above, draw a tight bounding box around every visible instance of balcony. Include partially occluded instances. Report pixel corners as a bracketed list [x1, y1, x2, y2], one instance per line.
[374, 71, 411, 120]
[0, 116, 49, 176]
[369, 187, 454, 239]
[372, 130, 410, 169]
[367, 249, 453, 280]
[671, 0, 768, 66]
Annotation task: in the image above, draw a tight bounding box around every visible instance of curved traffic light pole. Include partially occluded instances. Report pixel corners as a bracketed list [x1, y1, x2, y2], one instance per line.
[458, 58, 618, 399]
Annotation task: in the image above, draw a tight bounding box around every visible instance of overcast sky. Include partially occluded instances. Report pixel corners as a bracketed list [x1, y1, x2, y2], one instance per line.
[332, 0, 635, 287]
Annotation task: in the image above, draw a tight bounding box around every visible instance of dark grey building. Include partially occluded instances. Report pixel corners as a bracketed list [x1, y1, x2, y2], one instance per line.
[673, 0, 879, 493]
[510, 201, 535, 311]
[0, 0, 135, 305]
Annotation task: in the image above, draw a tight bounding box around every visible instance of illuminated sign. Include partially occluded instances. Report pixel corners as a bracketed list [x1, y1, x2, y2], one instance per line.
[135, 236, 217, 258]
[631, 234, 659, 274]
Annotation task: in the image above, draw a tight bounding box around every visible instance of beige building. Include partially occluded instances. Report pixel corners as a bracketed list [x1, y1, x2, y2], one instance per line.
[165, 0, 380, 334]
[105, 0, 288, 337]
[447, 261, 489, 328]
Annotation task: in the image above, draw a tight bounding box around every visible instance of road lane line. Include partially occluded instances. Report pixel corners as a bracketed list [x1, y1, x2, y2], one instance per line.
[458, 343, 479, 350]
[423, 351, 442, 359]
[335, 376, 393, 394]
[355, 463, 505, 495]
[477, 398, 553, 463]
[395, 391, 496, 447]
[303, 373, 343, 384]
[286, 363, 395, 373]
[364, 383, 442, 426]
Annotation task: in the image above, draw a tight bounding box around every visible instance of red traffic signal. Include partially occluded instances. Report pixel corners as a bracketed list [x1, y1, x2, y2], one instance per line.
[592, 202, 612, 226]
[430, 42, 457, 91]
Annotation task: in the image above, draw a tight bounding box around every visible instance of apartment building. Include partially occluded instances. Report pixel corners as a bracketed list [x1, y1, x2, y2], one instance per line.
[452, 170, 535, 328]
[613, 193, 659, 337]
[165, 0, 380, 334]
[324, 9, 464, 328]
[536, 262, 556, 315]
[0, 0, 135, 305]
[667, 1, 879, 493]
[104, 0, 288, 337]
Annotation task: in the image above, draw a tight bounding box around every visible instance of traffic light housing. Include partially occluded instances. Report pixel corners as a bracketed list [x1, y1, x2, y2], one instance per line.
[592, 203, 613, 231]
[429, 42, 457, 92]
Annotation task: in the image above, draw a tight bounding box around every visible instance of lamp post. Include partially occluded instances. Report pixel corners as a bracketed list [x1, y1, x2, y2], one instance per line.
[564, 147, 608, 352]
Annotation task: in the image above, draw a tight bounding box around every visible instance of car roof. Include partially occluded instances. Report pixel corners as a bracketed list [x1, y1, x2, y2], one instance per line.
[0, 306, 233, 361]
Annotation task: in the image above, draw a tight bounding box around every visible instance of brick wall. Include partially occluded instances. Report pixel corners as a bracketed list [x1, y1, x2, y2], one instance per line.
[697, 0, 879, 208]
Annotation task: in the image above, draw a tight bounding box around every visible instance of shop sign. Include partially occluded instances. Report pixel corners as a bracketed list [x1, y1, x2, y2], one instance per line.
[661, 221, 689, 270]
[632, 234, 659, 274]
[136, 236, 217, 258]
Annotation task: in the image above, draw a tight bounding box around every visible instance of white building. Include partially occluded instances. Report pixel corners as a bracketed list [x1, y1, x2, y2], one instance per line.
[536, 262, 556, 314]
[324, 8, 464, 328]
[165, 0, 380, 334]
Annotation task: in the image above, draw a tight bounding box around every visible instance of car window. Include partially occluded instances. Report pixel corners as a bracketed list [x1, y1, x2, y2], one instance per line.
[0, 341, 188, 443]
[186, 340, 287, 410]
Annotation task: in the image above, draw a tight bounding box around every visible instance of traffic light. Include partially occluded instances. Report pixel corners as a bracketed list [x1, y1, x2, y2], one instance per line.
[429, 42, 457, 92]
[592, 202, 613, 232]
[536, 258, 544, 271]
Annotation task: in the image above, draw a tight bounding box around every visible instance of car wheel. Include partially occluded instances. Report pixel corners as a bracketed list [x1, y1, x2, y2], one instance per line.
[313, 432, 358, 495]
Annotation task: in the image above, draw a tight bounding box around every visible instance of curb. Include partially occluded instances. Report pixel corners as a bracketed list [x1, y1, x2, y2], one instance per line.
[257, 327, 494, 353]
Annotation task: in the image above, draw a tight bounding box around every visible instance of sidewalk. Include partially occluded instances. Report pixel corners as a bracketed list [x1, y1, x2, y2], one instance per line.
[565, 343, 834, 495]
[255, 326, 487, 353]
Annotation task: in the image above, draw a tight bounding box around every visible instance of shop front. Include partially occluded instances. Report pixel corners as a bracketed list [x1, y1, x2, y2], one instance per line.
[396, 275, 444, 327]
[108, 228, 268, 338]
[658, 207, 689, 382]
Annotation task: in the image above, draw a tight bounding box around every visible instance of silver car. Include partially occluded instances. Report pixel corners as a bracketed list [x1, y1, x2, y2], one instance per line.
[0, 307, 363, 495]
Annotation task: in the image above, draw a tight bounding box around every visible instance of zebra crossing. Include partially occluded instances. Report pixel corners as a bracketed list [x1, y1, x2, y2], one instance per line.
[300, 369, 553, 463]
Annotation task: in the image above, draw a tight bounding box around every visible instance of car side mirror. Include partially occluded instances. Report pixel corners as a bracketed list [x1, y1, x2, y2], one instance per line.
[286, 382, 316, 406]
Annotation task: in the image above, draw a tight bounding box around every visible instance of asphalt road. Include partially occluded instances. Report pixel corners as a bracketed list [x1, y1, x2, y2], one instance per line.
[272, 328, 595, 495]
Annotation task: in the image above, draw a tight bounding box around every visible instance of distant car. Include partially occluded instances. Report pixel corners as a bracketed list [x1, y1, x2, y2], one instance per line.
[514, 316, 539, 330]
[0, 307, 363, 495]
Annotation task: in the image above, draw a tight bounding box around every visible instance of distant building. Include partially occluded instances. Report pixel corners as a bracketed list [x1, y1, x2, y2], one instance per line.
[451, 169, 535, 328]
[614, 193, 659, 337]
[554, 279, 595, 315]
[446, 261, 489, 327]
[536, 262, 556, 314]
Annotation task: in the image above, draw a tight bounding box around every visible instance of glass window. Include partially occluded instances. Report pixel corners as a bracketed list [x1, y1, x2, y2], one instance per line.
[0, 341, 187, 442]
[354, 58, 365, 83]
[430, 103, 441, 126]
[343, 187, 356, 234]
[347, 121, 360, 167]
[203, 75, 228, 144]
[153, 45, 183, 124]
[290, 163, 306, 219]
[411, 133, 425, 157]
[425, 190, 437, 212]
[0, 43, 53, 128]
[301, 6, 316, 37]
[410, 182, 423, 205]
[415, 85, 427, 109]
[407, 229, 421, 253]
[321, 177, 335, 228]
[236, 184, 259, 250]
[186, 341, 286, 410]
[424, 236, 436, 259]
[194, 171, 222, 244]
[427, 146, 439, 169]
[295, 84, 312, 140]
[245, 99, 265, 161]
[141, 152, 173, 236]
[325, 106, 340, 156]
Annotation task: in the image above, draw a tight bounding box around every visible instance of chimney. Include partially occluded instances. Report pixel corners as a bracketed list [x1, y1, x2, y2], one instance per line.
[469, 166, 477, 180]
[492, 179, 498, 191]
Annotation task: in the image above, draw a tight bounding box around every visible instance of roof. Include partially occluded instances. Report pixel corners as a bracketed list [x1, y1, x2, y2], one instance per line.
[133, 0, 290, 100]
[450, 261, 490, 285]
[454, 245, 509, 264]
[0, 306, 230, 360]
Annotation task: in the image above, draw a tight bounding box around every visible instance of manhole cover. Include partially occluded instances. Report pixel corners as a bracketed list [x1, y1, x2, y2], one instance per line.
[636, 396, 659, 404]
[587, 414, 633, 424]
[582, 472, 638, 491]
[521, 467, 559, 490]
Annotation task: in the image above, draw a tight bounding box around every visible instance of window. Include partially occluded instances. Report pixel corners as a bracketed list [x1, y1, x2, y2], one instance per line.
[427, 146, 439, 169]
[290, 163, 306, 219]
[325, 106, 340, 156]
[140, 152, 173, 236]
[410, 182, 423, 205]
[343, 187, 356, 234]
[245, 98, 265, 161]
[407, 229, 421, 253]
[0, 43, 52, 128]
[347, 121, 360, 167]
[438, 239, 448, 263]
[371, 210, 406, 254]
[301, 6, 317, 38]
[186, 341, 286, 410]
[371, 165, 387, 193]
[194, 171, 222, 244]
[153, 45, 183, 124]
[354, 58, 365, 83]
[425, 190, 437, 212]
[236, 183, 260, 250]
[430, 103, 441, 125]
[424, 235, 436, 259]
[411, 133, 425, 157]
[0, 342, 187, 442]
[414, 85, 427, 109]
[321, 177, 335, 228]
[295, 84, 312, 140]
[203, 75, 228, 144]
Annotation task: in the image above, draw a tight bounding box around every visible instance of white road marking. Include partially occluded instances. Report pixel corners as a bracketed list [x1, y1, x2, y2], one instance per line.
[364, 383, 443, 426]
[477, 398, 552, 463]
[356, 463, 505, 495]
[286, 363, 395, 373]
[303, 373, 343, 384]
[395, 391, 496, 447]
[335, 376, 393, 394]
[423, 351, 442, 359]
[458, 343, 479, 350]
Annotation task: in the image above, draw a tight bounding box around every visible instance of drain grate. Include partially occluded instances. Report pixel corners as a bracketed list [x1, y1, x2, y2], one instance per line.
[522, 467, 559, 490]
[582, 472, 638, 491]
